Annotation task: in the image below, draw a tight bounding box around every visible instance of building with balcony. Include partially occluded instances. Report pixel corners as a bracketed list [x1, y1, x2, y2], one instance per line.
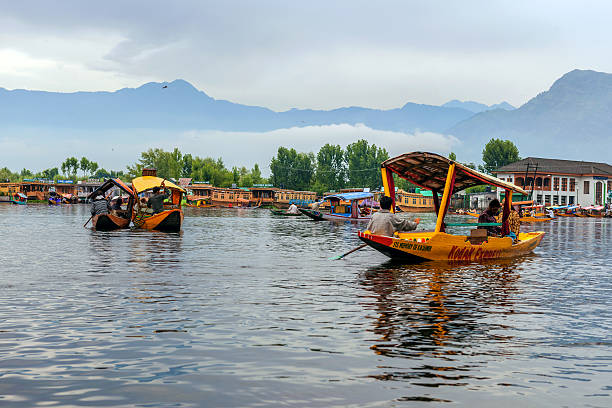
[494, 157, 612, 207]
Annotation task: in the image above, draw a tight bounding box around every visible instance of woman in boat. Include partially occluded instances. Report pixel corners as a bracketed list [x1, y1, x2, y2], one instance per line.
[478, 199, 502, 236]
[365, 196, 419, 237]
[497, 203, 520, 242]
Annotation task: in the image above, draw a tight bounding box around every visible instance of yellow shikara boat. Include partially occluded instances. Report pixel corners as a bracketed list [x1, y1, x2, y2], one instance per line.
[358, 152, 546, 262]
[131, 176, 185, 232]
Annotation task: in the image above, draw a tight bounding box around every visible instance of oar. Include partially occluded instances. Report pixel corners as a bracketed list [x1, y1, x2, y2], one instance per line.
[330, 243, 368, 260]
[83, 215, 93, 227]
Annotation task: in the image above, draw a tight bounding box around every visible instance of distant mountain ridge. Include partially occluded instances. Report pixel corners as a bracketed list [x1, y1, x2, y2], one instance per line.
[442, 99, 515, 113]
[0, 79, 474, 133]
[448, 69, 612, 162]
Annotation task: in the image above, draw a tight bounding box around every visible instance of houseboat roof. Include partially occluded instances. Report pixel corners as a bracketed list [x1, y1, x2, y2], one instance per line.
[324, 192, 373, 201]
[382, 151, 528, 195]
[494, 157, 612, 176]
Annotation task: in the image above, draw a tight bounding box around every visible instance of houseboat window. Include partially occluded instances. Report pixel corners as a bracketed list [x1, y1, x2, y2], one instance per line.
[545, 195, 551, 204]
[507, 177, 512, 183]
[543, 178, 550, 187]
[569, 196, 575, 205]
[561, 178, 567, 191]
[584, 181, 590, 195]
[553, 195, 559, 205]
[413, 199, 417, 204]
[536, 194, 542, 203]
[515, 177, 524, 187]
[569, 178, 576, 192]
[561, 196, 567, 205]
[536, 177, 542, 187]
[553, 177, 560, 191]
[221, 195, 225, 199]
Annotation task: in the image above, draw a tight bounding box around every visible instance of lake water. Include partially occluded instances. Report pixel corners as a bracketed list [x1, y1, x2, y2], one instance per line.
[0, 204, 610, 407]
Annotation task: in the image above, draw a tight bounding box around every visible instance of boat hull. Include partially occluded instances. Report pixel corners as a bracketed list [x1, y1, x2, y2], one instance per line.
[299, 208, 370, 222]
[92, 213, 130, 231]
[270, 209, 301, 216]
[133, 209, 183, 232]
[358, 230, 545, 262]
[520, 216, 553, 223]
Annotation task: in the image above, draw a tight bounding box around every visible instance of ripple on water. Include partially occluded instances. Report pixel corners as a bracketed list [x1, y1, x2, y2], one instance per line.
[0, 205, 610, 407]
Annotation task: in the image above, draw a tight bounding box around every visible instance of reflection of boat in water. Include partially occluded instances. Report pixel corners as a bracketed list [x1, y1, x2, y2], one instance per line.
[88, 178, 135, 231]
[132, 177, 185, 232]
[358, 152, 545, 262]
[300, 192, 373, 222]
[11, 192, 27, 205]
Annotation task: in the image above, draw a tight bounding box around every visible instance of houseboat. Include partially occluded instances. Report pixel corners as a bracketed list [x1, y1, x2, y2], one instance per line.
[300, 192, 374, 222]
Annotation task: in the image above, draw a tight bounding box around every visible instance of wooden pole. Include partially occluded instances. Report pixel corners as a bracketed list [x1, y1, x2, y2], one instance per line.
[435, 163, 456, 233]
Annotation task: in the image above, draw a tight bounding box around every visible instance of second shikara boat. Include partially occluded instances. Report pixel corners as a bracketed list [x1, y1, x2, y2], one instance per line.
[358, 152, 546, 262]
[132, 176, 185, 232]
[11, 192, 27, 205]
[300, 192, 373, 222]
[87, 178, 135, 231]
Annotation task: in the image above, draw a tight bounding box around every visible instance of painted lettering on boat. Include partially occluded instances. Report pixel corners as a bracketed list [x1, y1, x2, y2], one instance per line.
[448, 245, 501, 261]
[392, 241, 432, 252]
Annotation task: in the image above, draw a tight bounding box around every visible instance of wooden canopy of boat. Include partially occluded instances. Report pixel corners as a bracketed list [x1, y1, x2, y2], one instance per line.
[131, 176, 185, 194]
[381, 152, 527, 235]
[381, 152, 528, 195]
[87, 178, 135, 200]
[323, 192, 374, 201]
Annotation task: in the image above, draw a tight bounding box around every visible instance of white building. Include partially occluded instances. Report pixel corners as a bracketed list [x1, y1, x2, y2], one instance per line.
[494, 157, 612, 207]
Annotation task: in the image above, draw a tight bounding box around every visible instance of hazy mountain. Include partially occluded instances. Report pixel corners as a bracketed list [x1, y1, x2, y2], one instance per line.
[448, 69, 612, 163]
[442, 99, 515, 113]
[0, 79, 474, 133]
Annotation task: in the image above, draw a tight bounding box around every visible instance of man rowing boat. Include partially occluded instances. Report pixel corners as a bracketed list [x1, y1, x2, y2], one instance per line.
[365, 196, 419, 236]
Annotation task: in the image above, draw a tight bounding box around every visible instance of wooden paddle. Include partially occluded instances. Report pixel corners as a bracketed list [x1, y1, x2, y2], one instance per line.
[83, 215, 93, 227]
[330, 243, 368, 260]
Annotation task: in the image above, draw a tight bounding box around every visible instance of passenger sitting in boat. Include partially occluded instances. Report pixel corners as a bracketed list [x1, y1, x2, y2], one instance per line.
[287, 203, 300, 214]
[478, 199, 502, 236]
[497, 203, 520, 242]
[365, 196, 419, 237]
[110, 197, 123, 211]
[310, 201, 322, 213]
[148, 185, 169, 214]
[91, 194, 110, 216]
[546, 208, 555, 218]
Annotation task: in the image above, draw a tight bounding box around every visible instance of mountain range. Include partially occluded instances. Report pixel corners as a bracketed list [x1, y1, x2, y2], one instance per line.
[0, 69, 610, 164]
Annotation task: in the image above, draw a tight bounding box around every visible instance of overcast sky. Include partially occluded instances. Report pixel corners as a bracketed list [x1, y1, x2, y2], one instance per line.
[1, 0, 611, 111]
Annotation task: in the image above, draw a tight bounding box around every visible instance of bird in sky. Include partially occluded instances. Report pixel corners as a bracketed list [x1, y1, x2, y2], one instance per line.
[162, 85, 168, 89]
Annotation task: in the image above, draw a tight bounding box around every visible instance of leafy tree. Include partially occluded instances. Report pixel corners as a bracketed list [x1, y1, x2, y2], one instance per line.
[190, 156, 233, 187]
[0, 167, 19, 182]
[61, 157, 79, 177]
[182, 154, 193, 178]
[79, 157, 90, 177]
[40, 167, 59, 179]
[127, 148, 185, 180]
[269, 147, 314, 191]
[345, 140, 389, 190]
[313, 143, 346, 194]
[20, 168, 34, 179]
[88, 161, 99, 176]
[480, 139, 520, 174]
[251, 164, 263, 185]
[448, 152, 457, 161]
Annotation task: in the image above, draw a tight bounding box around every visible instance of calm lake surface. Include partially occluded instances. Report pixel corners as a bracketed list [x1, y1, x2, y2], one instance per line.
[0, 204, 610, 407]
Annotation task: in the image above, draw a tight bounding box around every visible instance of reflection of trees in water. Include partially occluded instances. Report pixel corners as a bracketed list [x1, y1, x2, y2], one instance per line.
[359, 259, 522, 382]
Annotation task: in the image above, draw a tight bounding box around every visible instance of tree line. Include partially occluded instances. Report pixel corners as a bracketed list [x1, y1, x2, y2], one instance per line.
[1, 138, 521, 193]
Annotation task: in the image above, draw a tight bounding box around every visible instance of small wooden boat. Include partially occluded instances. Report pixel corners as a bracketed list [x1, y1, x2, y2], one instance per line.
[48, 192, 61, 205]
[270, 209, 302, 216]
[300, 192, 373, 222]
[131, 176, 185, 232]
[11, 192, 27, 205]
[87, 178, 135, 231]
[358, 152, 545, 262]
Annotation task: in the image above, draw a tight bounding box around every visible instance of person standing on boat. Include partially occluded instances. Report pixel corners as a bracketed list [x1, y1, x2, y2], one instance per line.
[91, 194, 110, 216]
[478, 199, 502, 236]
[287, 202, 300, 214]
[365, 195, 419, 236]
[148, 183, 169, 214]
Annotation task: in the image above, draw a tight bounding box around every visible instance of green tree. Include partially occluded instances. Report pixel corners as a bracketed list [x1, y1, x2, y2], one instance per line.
[79, 157, 90, 177]
[480, 139, 520, 174]
[182, 154, 193, 178]
[61, 157, 79, 177]
[313, 143, 346, 194]
[127, 148, 185, 180]
[269, 147, 314, 190]
[251, 164, 263, 185]
[345, 140, 389, 190]
[40, 167, 59, 179]
[190, 156, 233, 187]
[448, 152, 457, 161]
[0, 167, 19, 182]
[88, 161, 99, 176]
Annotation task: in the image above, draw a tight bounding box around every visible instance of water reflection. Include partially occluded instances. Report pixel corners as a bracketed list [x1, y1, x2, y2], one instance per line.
[360, 259, 525, 386]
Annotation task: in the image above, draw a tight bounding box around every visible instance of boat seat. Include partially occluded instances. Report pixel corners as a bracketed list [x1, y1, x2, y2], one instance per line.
[467, 228, 488, 245]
